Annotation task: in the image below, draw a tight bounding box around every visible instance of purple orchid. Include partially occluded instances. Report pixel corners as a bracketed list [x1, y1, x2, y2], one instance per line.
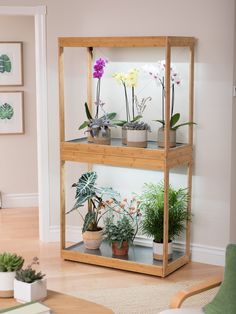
[93, 58, 108, 118]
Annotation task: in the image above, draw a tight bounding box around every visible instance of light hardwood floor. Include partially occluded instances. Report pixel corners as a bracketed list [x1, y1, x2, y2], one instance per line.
[0, 208, 223, 302]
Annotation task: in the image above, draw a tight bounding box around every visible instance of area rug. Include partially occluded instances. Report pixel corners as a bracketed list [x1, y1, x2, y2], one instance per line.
[77, 281, 218, 314]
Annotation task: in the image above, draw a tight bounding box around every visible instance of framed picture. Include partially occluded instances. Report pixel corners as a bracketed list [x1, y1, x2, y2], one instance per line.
[0, 92, 24, 134]
[0, 42, 23, 86]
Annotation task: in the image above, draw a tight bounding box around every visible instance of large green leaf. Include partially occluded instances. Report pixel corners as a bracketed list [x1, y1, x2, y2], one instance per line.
[170, 113, 180, 128]
[84, 102, 92, 120]
[73, 171, 97, 200]
[83, 211, 96, 232]
[112, 119, 127, 126]
[78, 120, 89, 130]
[106, 112, 117, 120]
[173, 121, 196, 130]
[95, 186, 120, 199]
[154, 119, 165, 126]
[131, 115, 142, 122]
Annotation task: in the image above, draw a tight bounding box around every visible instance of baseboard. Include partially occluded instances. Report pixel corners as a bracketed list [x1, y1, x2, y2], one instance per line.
[1, 193, 38, 208]
[49, 226, 225, 266]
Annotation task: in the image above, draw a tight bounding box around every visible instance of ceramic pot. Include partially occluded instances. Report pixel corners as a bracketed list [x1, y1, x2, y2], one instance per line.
[157, 127, 176, 148]
[126, 130, 147, 148]
[82, 229, 103, 250]
[14, 278, 47, 303]
[93, 128, 111, 145]
[0, 271, 16, 298]
[112, 241, 129, 256]
[153, 241, 173, 261]
[122, 128, 127, 145]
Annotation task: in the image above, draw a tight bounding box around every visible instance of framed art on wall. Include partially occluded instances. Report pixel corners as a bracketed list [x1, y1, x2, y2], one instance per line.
[0, 42, 23, 86]
[0, 91, 24, 134]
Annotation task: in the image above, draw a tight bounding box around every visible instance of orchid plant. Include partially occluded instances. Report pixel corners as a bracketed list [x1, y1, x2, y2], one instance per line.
[143, 61, 195, 130]
[79, 58, 117, 136]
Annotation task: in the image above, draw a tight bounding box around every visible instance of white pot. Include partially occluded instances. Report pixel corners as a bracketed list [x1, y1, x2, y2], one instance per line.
[153, 241, 173, 261]
[82, 229, 103, 250]
[0, 271, 16, 298]
[14, 278, 47, 303]
[126, 130, 147, 148]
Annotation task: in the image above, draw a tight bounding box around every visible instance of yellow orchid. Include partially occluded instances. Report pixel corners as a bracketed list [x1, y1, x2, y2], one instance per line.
[113, 72, 127, 84]
[126, 69, 138, 87]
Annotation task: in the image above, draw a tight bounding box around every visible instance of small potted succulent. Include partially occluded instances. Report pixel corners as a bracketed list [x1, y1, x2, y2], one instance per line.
[113, 69, 151, 145]
[67, 171, 119, 250]
[139, 182, 191, 260]
[0, 252, 24, 298]
[143, 61, 195, 147]
[14, 257, 46, 303]
[103, 198, 141, 256]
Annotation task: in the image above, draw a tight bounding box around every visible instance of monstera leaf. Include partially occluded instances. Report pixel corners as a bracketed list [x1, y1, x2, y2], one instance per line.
[0, 103, 14, 120]
[0, 55, 11, 73]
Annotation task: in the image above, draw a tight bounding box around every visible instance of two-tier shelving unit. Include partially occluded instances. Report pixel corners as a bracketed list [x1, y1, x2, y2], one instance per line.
[59, 36, 195, 277]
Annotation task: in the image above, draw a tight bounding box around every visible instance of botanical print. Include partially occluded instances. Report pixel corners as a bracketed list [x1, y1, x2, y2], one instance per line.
[0, 103, 14, 120]
[0, 92, 23, 134]
[0, 42, 22, 85]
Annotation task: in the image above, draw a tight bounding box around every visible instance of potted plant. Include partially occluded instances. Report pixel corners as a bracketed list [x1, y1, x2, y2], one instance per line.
[143, 61, 195, 147]
[124, 121, 151, 148]
[103, 198, 141, 256]
[14, 257, 46, 303]
[0, 252, 24, 298]
[79, 58, 117, 145]
[113, 69, 151, 145]
[67, 171, 119, 250]
[139, 182, 191, 260]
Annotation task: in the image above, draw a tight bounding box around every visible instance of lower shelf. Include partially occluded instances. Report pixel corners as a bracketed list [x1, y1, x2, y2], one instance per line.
[61, 242, 189, 277]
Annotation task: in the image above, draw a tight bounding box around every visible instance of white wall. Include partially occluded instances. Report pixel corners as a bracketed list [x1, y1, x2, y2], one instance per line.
[0, 0, 235, 264]
[0, 15, 38, 207]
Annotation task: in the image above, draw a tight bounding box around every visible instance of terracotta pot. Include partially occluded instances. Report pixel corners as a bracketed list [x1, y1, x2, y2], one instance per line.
[157, 127, 176, 148]
[82, 229, 103, 250]
[153, 241, 173, 261]
[112, 241, 129, 256]
[122, 128, 127, 145]
[0, 271, 15, 298]
[93, 128, 111, 145]
[126, 130, 147, 148]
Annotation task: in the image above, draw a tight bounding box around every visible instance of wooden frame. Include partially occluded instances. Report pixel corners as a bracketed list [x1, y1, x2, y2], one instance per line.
[0, 91, 24, 134]
[58, 36, 195, 277]
[0, 42, 23, 86]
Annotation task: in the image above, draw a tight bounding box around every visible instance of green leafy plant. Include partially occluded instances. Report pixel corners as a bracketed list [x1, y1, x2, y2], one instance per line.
[155, 112, 196, 130]
[0, 252, 24, 272]
[139, 182, 191, 243]
[67, 171, 119, 232]
[15, 257, 45, 284]
[0, 54, 11, 73]
[103, 198, 141, 248]
[0, 103, 14, 120]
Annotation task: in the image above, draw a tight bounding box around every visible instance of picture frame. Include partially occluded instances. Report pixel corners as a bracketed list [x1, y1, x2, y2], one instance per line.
[0, 42, 23, 86]
[0, 91, 24, 134]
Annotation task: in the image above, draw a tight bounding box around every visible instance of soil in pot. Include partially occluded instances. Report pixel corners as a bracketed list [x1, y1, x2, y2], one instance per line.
[82, 229, 103, 250]
[157, 127, 176, 148]
[153, 241, 173, 261]
[112, 241, 129, 256]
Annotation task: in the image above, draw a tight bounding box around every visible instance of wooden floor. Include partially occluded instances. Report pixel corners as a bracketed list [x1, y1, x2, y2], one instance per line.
[0, 208, 223, 301]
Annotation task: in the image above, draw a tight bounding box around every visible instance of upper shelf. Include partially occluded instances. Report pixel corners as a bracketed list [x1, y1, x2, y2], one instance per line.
[61, 138, 192, 170]
[58, 36, 196, 48]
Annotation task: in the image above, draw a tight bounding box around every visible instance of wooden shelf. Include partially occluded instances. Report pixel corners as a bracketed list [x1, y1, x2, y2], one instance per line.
[62, 241, 188, 277]
[61, 138, 192, 170]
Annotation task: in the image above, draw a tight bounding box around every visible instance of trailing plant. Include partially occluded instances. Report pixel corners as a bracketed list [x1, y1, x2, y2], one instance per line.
[15, 257, 45, 284]
[123, 121, 151, 131]
[67, 171, 119, 232]
[103, 198, 141, 248]
[0, 252, 24, 272]
[139, 182, 191, 243]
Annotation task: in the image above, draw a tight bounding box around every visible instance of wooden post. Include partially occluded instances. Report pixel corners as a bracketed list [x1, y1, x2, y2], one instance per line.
[59, 44, 66, 249]
[87, 47, 93, 174]
[163, 38, 171, 276]
[186, 45, 194, 259]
